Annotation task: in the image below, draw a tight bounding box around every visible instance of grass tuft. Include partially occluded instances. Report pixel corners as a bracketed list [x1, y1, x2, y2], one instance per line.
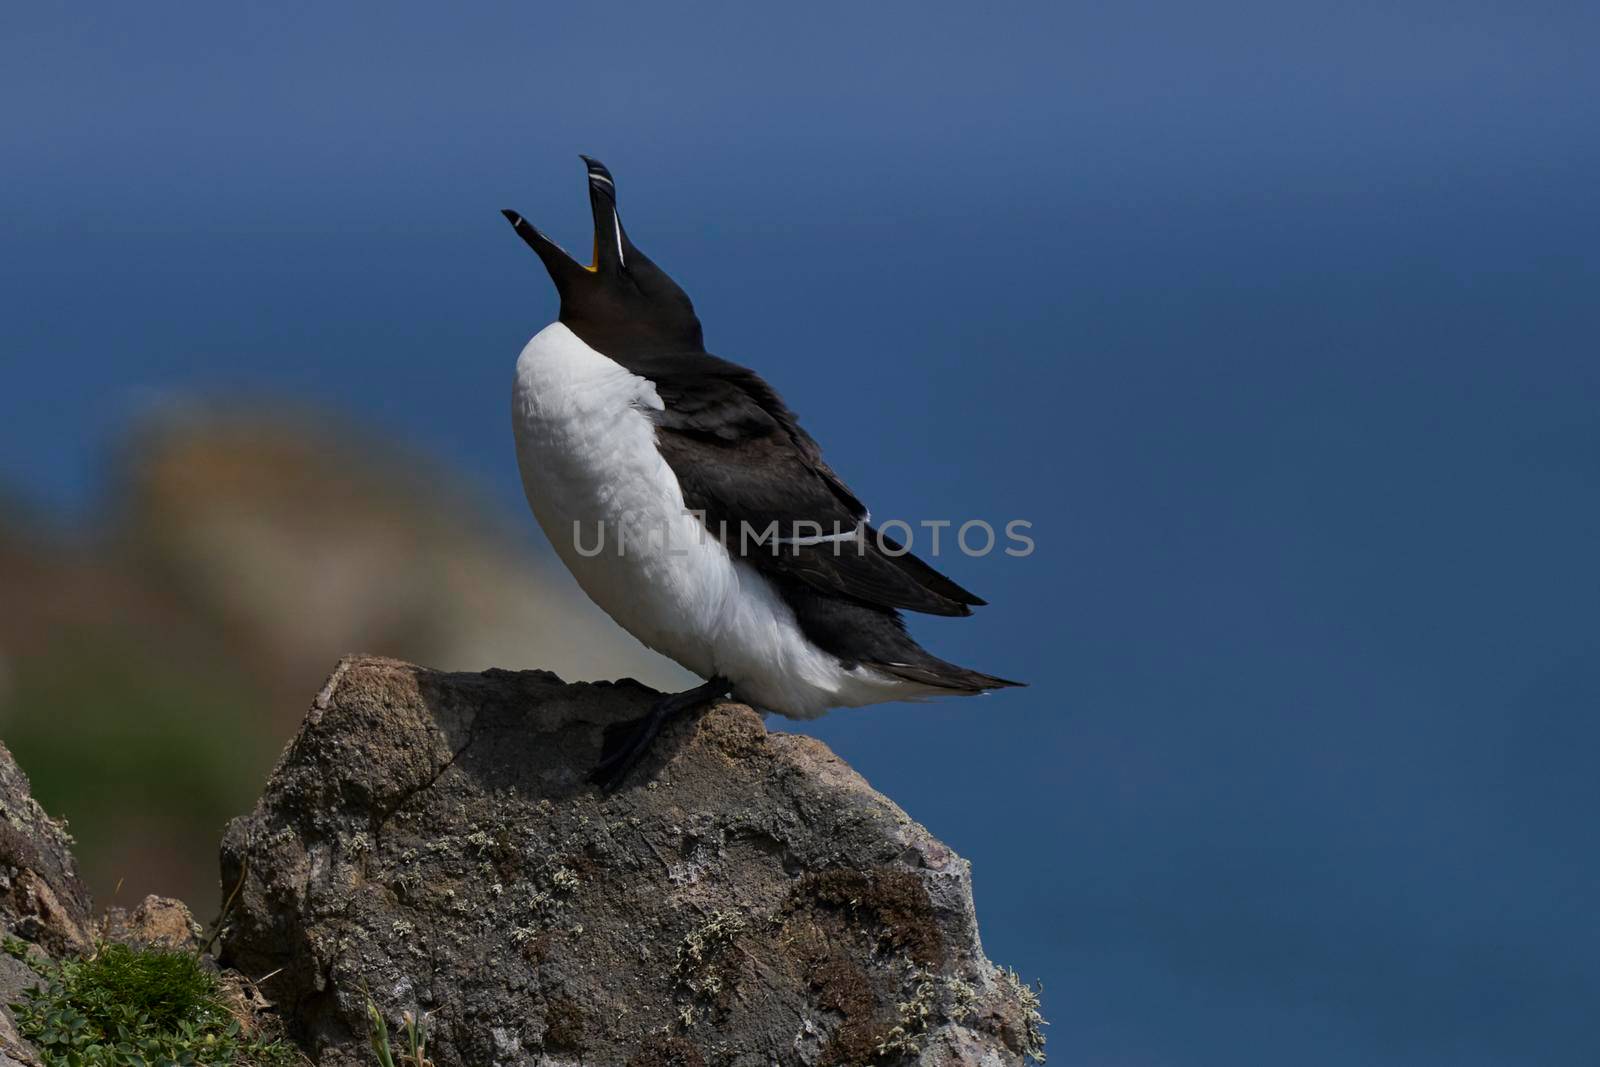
[365, 989, 435, 1067]
[6, 938, 299, 1066]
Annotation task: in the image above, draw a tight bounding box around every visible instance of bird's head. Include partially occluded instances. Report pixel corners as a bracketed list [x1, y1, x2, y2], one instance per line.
[502, 157, 705, 355]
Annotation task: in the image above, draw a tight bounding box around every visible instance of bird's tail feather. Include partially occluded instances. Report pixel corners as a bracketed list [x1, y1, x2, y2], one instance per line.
[873, 658, 1025, 693]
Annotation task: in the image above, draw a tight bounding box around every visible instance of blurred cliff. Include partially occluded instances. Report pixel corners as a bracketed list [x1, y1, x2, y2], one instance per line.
[0, 401, 687, 916]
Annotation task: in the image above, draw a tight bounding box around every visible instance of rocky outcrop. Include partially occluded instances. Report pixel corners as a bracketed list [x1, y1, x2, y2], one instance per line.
[220, 656, 1043, 1066]
[0, 740, 94, 1067]
[98, 894, 206, 953]
[0, 741, 91, 958]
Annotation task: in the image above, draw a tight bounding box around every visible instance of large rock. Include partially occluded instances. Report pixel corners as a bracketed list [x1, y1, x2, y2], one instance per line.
[220, 656, 1043, 1066]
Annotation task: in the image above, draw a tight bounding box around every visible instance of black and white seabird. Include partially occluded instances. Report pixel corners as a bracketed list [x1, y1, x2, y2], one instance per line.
[502, 157, 1021, 786]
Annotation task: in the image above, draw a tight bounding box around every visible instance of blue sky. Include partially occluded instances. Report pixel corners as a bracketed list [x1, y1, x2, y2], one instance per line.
[4, 3, 1599, 1063]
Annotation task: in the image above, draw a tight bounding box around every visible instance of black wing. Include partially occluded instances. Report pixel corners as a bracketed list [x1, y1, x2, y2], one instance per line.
[641, 352, 985, 617]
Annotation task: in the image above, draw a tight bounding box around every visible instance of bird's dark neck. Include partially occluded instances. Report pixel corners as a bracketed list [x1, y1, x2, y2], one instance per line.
[560, 312, 707, 368]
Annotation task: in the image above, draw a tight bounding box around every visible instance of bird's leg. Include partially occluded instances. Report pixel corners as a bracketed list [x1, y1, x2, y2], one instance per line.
[590, 675, 731, 791]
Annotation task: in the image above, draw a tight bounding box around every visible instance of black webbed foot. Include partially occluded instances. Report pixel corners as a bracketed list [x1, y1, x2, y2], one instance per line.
[590, 676, 730, 792]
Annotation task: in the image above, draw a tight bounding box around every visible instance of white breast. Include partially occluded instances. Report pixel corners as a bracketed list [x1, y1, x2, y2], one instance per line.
[510, 322, 909, 718]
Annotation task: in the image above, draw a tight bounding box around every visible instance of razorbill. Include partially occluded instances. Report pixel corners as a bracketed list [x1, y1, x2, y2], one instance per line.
[502, 157, 1020, 786]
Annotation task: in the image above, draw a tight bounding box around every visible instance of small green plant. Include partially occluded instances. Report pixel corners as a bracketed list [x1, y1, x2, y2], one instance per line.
[8, 940, 298, 1066]
[365, 993, 434, 1067]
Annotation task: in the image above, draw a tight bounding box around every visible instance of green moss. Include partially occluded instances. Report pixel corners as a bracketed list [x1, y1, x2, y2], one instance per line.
[9, 942, 299, 1066]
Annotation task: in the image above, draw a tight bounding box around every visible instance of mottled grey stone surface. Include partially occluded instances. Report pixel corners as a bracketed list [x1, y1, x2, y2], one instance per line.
[220, 655, 1043, 1066]
[0, 741, 91, 958]
[0, 740, 90, 1067]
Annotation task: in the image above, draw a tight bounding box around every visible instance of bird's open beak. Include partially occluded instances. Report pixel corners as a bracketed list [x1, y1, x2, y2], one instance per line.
[581, 155, 628, 274]
[500, 207, 585, 293]
[501, 155, 631, 291]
